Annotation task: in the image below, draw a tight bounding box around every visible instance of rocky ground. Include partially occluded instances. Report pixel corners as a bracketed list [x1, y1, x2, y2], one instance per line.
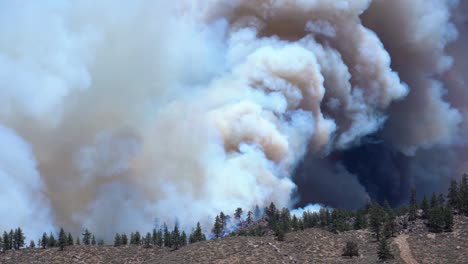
[1, 216, 467, 264]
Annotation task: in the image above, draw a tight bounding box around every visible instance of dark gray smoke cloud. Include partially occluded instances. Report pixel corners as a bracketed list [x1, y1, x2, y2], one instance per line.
[0, 0, 467, 241]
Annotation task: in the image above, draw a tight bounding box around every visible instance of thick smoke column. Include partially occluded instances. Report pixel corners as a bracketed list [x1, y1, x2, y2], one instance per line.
[0, 0, 466, 240]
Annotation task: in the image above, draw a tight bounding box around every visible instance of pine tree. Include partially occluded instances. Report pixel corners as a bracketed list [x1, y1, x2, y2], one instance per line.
[14, 227, 25, 250]
[369, 202, 384, 241]
[172, 225, 181, 249]
[444, 204, 454, 232]
[144, 232, 152, 248]
[353, 208, 367, 230]
[291, 215, 299, 231]
[8, 230, 13, 250]
[91, 235, 96, 246]
[212, 215, 223, 239]
[133, 232, 140, 245]
[2, 231, 9, 251]
[377, 238, 394, 261]
[114, 233, 121, 247]
[280, 208, 292, 232]
[58, 228, 67, 251]
[190, 222, 205, 243]
[152, 229, 157, 245]
[156, 230, 163, 247]
[29, 240, 35, 248]
[246, 211, 253, 224]
[460, 174, 468, 215]
[408, 187, 418, 221]
[121, 233, 128, 245]
[447, 179, 460, 211]
[438, 194, 445, 207]
[180, 231, 187, 247]
[421, 195, 429, 219]
[48, 233, 56, 248]
[342, 241, 359, 258]
[163, 224, 172, 247]
[274, 223, 285, 241]
[428, 202, 444, 233]
[67, 233, 74, 246]
[97, 239, 104, 246]
[41, 232, 48, 249]
[76, 236, 80, 246]
[219, 212, 227, 229]
[82, 229, 91, 246]
[234, 208, 243, 222]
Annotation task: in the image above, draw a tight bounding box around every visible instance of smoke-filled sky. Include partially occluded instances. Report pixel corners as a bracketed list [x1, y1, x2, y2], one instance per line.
[0, 0, 467, 241]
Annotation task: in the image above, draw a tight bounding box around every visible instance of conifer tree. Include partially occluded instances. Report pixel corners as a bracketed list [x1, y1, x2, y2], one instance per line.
[190, 222, 206, 243]
[2, 231, 9, 251]
[444, 204, 454, 232]
[58, 228, 67, 251]
[291, 215, 299, 231]
[152, 229, 157, 245]
[408, 187, 418, 221]
[430, 193, 438, 209]
[163, 224, 172, 247]
[377, 238, 394, 261]
[438, 194, 445, 207]
[421, 195, 429, 219]
[76, 236, 80, 246]
[82, 229, 91, 246]
[29, 240, 35, 248]
[180, 231, 187, 247]
[91, 235, 96, 246]
[353, 208, 367, 230]
[67, 233, 74, 246]
[172, 225, 181, 249]
[97, 239, 104, 246]
[369, 202, 384, 241]
[246, 211, 253, 224]
[121, 233, 128, 245]
[460, 174, 468, 215]
[280, 208, 292, 232]
[133, 232, 140, 245]
[219, 212, 227, 229]
[234, 207, 243, 222]
[144, 232, 152, 248]
[156, 229, 163, 247]
[428, 201, 444, 233]
[48, 233, 56, 248]
[41, 232, 48, 249]
[212, 215, 223, 239]
[114, 233, 121, 247]
[447, 179, 460, 211]
[8, 230, 13, 250]
[274, 223, 285, 241]
[14, 227, 25, 250]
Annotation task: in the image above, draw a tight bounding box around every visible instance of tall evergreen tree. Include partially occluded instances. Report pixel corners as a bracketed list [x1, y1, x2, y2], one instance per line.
[438, 194, 445, 207]
[58, 228, 67, 251]
[377, 238, 394, 261]
[447, 179, 460, 211]
[460, 174, 468, 215]
[274, 223, 285, 241]
[430, 192, 438, 209]
[246, 211, 253, 224]
[41, 232, 48, 249]
[353, 208, 367, 230]
[421, 195, 429, 219]
[29, 240, 35, 248]
[408, 187, 418, 221]
[212, 215, 223, 239]
[152, 229, 157, 245]
[163, 224, 172, 247]
[91, 235, 96, 246]
[82, 229, 91, 246]
[114, 233, 121, 247]
[428, 202, 444, 233]
[172, 225, 181, 249]
[342, 241, 359, 258]
[48, 233, 56, 248]
[13, 227, 25, 250]
[76, 236, 80, 246]
[369, 202, 384, 241]
[67, 233, 74, 246]
[234, 208, 243, 222]
[121, 233, 128, 245]
[144, 232, 152, 248]
[180, 231, 187, 247]
[3, 231, 10, 250]
[189, 222, 206, 243]
[156, 229, 163, 247]
[444, 204, 454, 232]
[291, 215, 299, 231]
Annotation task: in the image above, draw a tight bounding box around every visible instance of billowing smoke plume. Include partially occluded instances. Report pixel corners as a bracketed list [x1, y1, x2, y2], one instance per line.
[0, 0, 466, 240]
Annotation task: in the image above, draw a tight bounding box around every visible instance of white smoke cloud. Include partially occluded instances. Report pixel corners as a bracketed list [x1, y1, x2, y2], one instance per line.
[0, 0, 466, 241]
